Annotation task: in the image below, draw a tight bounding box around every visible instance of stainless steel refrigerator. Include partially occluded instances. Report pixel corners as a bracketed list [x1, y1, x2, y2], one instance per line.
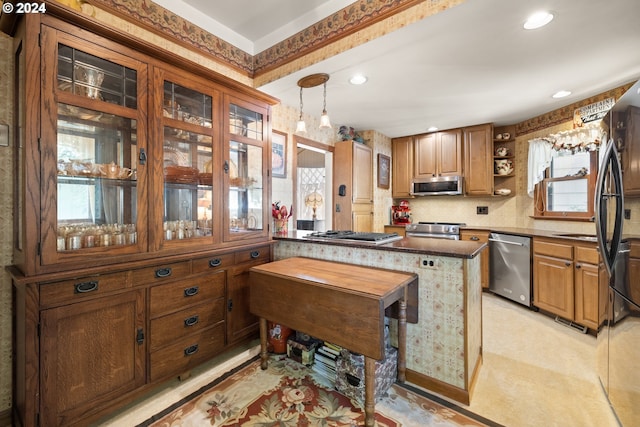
[596, 79, 640, 427]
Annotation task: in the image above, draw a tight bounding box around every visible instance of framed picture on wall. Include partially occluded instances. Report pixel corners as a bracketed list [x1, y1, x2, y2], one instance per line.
[272, 130, 287, 178]
[378, 154, 390, 189]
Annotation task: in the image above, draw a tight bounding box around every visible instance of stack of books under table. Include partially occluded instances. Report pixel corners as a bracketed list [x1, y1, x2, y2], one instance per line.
[311, 342, 343, 384]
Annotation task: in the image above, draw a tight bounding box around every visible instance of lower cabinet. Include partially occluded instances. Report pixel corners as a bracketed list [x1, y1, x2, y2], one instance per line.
[12, 244, 271, 427]
[460, 230, 490, 289]
[40, 290, 146, 426]
[533, 237, 605, 330]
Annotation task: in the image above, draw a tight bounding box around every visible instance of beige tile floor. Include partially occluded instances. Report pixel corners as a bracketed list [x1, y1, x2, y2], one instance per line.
[99, 293, 619, 426]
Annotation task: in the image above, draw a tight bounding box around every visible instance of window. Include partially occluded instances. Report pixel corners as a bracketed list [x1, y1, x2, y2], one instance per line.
[533, 150, 598, 220]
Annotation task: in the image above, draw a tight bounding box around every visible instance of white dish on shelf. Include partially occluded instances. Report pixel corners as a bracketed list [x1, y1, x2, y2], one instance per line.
[495, 188, 512, 196]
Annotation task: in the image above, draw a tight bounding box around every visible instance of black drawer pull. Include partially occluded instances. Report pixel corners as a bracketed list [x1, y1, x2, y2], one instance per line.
[184, 344, 199, 356]
[136, 328, 144, 345]
[209, 258, 222, 267]
[74, 281, 99, 294]
[155, 267, 172, 278]
[184, 286, 199, 297]
[250, 250, 260, 259]
[184, 315, 199, 327]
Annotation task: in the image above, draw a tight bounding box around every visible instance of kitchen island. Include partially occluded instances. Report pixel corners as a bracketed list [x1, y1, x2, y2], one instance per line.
[272, 232, 485, 404]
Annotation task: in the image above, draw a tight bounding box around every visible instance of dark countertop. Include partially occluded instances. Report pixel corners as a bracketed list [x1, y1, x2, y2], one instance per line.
[272, 231, 485, 259]
[461, 226, 640, 243]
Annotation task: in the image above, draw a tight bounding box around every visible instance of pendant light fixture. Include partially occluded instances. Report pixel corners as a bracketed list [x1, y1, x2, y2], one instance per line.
[296, 73, 331, 131]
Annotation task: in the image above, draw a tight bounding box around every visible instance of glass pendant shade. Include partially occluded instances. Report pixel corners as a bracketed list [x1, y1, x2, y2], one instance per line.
[319, 111, 331, 128]
[296, 119, 307, 133]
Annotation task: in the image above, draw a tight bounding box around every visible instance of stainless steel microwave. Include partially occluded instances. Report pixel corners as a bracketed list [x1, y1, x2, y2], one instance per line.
[410, 175, 463, 196]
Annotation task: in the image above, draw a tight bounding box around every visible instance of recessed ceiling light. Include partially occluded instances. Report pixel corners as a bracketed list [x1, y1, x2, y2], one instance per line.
[524, 11, 554, 30]
[427, 126, 438, 132]
[349, 74, 368, 85]
[552, 90, 571, 99]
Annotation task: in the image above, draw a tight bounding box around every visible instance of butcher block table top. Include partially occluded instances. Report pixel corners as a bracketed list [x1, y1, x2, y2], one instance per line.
[249, 257, 418, 427]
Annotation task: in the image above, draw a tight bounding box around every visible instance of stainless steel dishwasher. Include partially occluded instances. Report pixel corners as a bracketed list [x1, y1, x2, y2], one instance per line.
[489, 233, 532, 307]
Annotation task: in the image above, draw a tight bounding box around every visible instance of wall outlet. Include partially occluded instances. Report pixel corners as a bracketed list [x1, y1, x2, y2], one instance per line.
[335, 204, 341, 212]
[421, 258, 439, 269]
[477, 206, 489, 215]
[625, 209, 631, 220]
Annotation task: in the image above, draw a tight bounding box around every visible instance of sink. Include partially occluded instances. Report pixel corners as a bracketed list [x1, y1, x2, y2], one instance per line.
[552, 233, 598, 242]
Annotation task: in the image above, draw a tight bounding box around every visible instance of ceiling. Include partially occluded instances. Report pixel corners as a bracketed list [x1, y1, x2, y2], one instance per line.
[160, 0, 640, 138]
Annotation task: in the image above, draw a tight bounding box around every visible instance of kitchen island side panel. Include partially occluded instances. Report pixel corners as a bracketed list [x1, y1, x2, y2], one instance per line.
[273, 241, 481, 392]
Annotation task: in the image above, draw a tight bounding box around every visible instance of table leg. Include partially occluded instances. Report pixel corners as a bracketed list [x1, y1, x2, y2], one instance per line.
[364, 356, 375, 427]
[259, 317, 268, 370]
[397, 299, 407, 383]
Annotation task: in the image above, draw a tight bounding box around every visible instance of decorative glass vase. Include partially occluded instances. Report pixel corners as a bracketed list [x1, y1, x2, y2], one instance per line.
[273, 218, 288, 235]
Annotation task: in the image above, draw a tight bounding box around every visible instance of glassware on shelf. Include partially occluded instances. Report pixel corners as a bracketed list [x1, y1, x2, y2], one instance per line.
[56, 223, 137, 251]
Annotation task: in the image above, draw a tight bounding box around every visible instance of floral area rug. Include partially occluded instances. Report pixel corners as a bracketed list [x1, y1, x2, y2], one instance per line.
[140, 355, 498, 427]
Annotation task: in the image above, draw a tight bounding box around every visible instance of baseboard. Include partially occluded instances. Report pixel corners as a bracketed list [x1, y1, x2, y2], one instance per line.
[405, 369, 470, 405]
[0, 408, 12, 427]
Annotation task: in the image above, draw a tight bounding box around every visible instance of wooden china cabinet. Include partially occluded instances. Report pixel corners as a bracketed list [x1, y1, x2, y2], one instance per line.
[8, 7, 276, 427]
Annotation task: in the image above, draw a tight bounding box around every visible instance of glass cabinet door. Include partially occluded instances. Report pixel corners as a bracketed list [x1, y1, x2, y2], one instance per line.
[225, 100, 268, 241]
[40, 29, 148, 264]
[162, 81, 215, 244]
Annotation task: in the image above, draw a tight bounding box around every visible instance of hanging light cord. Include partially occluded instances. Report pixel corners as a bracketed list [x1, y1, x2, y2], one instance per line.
[322, 82, 327, 113]
[299, 86, 304, 119]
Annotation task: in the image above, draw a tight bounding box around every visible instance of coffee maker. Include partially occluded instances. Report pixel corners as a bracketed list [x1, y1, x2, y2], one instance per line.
[391, 200, 411, 225]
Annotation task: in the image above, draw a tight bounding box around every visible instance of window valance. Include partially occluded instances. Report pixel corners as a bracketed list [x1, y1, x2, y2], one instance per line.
[527, 122, 606, 197]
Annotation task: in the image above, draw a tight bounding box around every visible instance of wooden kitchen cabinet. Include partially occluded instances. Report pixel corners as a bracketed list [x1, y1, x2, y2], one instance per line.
[40, 289, 146, 426]
[333, 141, 373, 231]
[533, 239, 575, 320]
[9, 8, 276, 427]
[226, 246, 271, 344]
[460, 230, 490, 289]
[493, 125, 516, 196]
[533, 238, 605, 330]
[414, 129, 462, 178]
[620, 105, 640, 196]
[463, 124, 493, 196]
[391, 136, 414, 198]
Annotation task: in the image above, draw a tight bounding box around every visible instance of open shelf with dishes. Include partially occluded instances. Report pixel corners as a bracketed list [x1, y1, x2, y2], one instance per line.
[493, 125, 516, 196]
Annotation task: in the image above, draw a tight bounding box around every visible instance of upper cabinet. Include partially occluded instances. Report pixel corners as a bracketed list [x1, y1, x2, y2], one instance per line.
[391, 136, 414, 198]
[463, 124, 493, 196]
[13, 14, 275, 276]
[414, 129, 462, 178]
[620, 105, 640, 196]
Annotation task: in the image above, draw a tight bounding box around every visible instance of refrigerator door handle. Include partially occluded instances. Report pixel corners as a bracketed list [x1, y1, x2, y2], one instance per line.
[595, 138, 625, 276]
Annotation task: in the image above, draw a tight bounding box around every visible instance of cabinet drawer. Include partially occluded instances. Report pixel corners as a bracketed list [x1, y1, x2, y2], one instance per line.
[234, 245, 270, 264]
[534, 239, 573, 259]
[149, 271, 225, 317]
[630, 240, 640, 258]
[40, 271, 130, 307]
[575, 245, 599, 264]
[150, 299, 225, 352]
[460, 231, 489, 242]
[150, 322, 225, 382]
[192, 253, 234, 275]
[131, 261, 191, 285]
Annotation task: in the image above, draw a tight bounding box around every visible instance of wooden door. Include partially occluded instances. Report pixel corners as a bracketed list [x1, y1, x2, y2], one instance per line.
[533, 254, 574, 319]
[414, 133, 438, 178]
[40, 290, 145, 426]
[227, 259, 268, 344]
[438, 129, 462, 176]
[463, 124, 493, 196]
[392, 136, 414, 198]
[574, 262, 601, 330]
[352, 142, 373, 204]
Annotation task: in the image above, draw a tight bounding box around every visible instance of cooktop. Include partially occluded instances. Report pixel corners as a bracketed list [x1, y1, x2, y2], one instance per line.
[303, 230, 403, 245]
